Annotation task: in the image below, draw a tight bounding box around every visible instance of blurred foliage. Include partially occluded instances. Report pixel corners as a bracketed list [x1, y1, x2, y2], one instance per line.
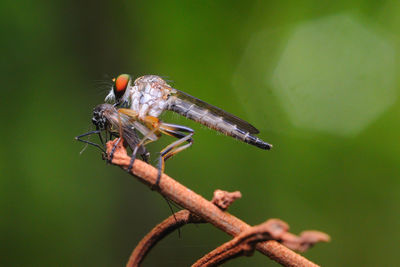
[1, 0, 400, 266]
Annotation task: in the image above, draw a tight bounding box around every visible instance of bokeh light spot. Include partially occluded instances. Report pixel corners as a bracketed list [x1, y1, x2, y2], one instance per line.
[271, 14, 397, 136]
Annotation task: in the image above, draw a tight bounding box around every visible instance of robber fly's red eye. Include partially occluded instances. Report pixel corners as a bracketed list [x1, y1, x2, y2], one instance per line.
[113, 74, 131, 98]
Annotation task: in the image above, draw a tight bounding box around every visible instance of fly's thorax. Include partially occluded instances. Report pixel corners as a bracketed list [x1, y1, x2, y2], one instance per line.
[134, 75, 172, 100]
[134, 75, 169, 87]
[129, 75, 173, 118]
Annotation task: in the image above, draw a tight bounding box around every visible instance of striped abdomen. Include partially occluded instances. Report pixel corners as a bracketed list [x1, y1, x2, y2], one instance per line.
[167, 97, 271, 150]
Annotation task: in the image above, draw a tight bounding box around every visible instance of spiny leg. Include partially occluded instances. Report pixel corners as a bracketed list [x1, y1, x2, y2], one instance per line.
[109, 137, 123, 163]
[127, 145, 139, 173]
[154, 123, 194, 187]
[127, 120, 160, 173]
[156, 134, 194, 187]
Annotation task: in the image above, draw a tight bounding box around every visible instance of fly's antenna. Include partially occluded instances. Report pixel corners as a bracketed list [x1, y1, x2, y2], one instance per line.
[79, 142, 89, 155]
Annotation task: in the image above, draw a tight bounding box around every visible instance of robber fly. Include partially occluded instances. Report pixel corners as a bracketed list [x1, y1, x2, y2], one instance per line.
[106, 74, 272, 150]
[79, 74, 271, 186]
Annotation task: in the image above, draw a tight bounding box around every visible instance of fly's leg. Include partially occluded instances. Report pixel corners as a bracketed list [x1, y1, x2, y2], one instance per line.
[108, 137, 123, 163]
[126, 116, 160, 173]
[156, 133, 193, 187]
[154, 123, 194, 187]
[127, 146, 138, 173]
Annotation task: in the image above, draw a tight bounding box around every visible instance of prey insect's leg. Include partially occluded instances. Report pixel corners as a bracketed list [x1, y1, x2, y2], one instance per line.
[136, 146, 151, 164]
[140, 150, 151, 163]
[97, 131, 104, 147]
[75, 130, 106, 153]
[154, 123, 194, 187]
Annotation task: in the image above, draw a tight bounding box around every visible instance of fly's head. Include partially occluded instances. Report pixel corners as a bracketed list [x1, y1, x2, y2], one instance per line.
[105, 74, 132, 106]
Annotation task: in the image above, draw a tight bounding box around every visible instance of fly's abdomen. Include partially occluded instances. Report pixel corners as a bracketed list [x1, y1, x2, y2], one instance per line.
[167, 97, 272, 150]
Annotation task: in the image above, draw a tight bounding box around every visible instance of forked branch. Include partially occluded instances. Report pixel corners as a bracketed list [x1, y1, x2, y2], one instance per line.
[127, 210, 204, 266]
[128, 190, 242, 266]
[106, 140, 329, 266]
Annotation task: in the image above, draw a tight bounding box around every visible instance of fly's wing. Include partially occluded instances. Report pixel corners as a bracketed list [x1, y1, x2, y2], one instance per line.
[131, 121, 158, 141]
[117, 108, 158, 141]
[171, 89, 260, 134]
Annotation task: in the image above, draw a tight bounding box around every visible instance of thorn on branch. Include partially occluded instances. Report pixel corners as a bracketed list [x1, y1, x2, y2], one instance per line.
[256, 219, 330, 252]
[211, 190, 242, 210]
[281, 230, 331, 252]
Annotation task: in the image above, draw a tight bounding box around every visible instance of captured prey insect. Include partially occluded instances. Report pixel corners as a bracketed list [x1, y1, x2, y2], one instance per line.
[106, 74, 272, 150]
[76, 103, 194, 182]
[75, 103, 151, 163]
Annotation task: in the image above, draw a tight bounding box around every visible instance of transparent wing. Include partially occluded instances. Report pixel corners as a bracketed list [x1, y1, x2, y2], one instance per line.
[118, 109, 158, 141]
[120, 117, 158, 142]
[172, 89, 260, 134]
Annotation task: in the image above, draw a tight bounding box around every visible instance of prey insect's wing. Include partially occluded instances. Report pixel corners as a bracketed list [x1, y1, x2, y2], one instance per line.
[119, 122, 142, 151]
[171, 89, 260, 134]
[108, 112, 150, 158]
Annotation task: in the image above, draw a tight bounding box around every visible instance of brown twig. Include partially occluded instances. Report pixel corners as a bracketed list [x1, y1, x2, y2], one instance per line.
[193, 219, 330, 266]
[127, 190, 241, 266]
[106, 140, 328, 267]
[127, 210, 204, 266]
[192, 219, 283, 266]
[280, 230, 331, 253]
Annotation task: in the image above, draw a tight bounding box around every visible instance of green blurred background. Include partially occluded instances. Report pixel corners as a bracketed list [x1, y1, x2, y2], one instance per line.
[2, 0, 400, 266]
